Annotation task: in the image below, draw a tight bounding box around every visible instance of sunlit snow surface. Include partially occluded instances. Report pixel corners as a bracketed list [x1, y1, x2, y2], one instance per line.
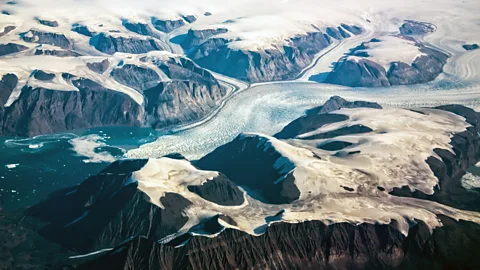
[130, 106, 480, 240]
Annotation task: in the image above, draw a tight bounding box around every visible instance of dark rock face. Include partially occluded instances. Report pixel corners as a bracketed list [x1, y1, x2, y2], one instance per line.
[399, 20, 435, 36]
[463, 44, 479, 51]
[151, 17, 185, 33]
[0, 74, 18, 129]
[324, 40, 448, 87]
[122, 21, 154, 36]
[318, 140, 353, 151]
[187, 174, 245, 206]
[196, 134, 301, 204]
[33, 70, 55, 81]
[37, 18, 59, 27]
[275, 96, 381, 139]
[22, 30, 72, 49]
[390, 105, 480, 212]
[112, 64, 160, 91]
[0, 25, 16, 37]
[177, 28, 229, 50]
[144, 80, 223, 129]
[27, 159, 194, 253]
[143, 57, 227, 129]
[86, 59, 109, 74]
[340, 24, 363, 35]
[307, 95, 382, 114]
[182, 15, 197, 24]
[275, 113, 349, 139]
[81, 215, 480, 270]
[188, 31, 333, 82]
[0, 54, 227, 136]
[324, 58, 391, 87]
[326, 27, 344, 40]
[302, 124, 372, 140]
[34, 48, 81, 57]
[90, 33, 162, 54]
[0, 42, 28, 56]
[72, 24, 96, 37]
[1, 78, 143, 137]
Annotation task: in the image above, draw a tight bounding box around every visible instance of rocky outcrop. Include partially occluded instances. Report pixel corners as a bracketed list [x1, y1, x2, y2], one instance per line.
[36, 18, 59, 27]
[0, 53, 227, 136]
[177, 24, 364, 82]
[90, 33, 162, 54]
[390, 105, 480, 212]
[81, 215, 480, 270]
[72, 24, 96, 37]
[0, 25, 16, 37]
[323, 39, 448, 87]
[0, 42, 28, 56]
[340, 23, 363, 35]
[34, 48, 81, 57]
[112, 64, 160, 91]
[275, 96, 382, 139]
[22, 30, 72, 49]
[399, 20, 435, 36]
[33, 70, 55, 81]
[0, 73, 18, 129]
[188, 31, 333, 82]
[86, 59, 109, 74]
[143, 57, 227, 129]
[187, 174, 245, 206]
[1, 78, 143, 136]
[177, 28, 229, 50]
[26, 159, 195, 252]
[122, 21, 155, 36]
[463, 44, 479, 51]
[151, 17, 185, 33]
[196, 134, 301, 204]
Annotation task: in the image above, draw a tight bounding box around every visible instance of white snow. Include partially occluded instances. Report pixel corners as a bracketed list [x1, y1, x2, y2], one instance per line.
[126, 107, 480, 239]
[69, 134, 118, 163]
[347, 35, 426, 70]
[5, 163, 19, 169]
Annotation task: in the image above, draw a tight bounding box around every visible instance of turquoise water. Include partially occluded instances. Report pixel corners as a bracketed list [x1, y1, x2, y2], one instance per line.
[0, 126, 162, 210]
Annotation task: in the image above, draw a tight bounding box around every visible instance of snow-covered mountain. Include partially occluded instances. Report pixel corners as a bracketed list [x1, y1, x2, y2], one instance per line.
[20, 97, 480, 269]
[1, 0, 479, 136]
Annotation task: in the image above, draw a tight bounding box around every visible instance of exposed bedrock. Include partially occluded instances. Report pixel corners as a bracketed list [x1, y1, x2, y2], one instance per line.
[399, 20, 435, 36]
[151, 17, 185, 33]
[144, 80, 225, 129]
[196, 134, 301, 204]
[90, 32, 162, 54]
[21, 30, 72, 49]
[81, 215, 480, 270]
[188, 32, 332, 82]
[72, 24, 96, 37]
[323, 43, 448, 87]
[36, 18, 59, 28]
[178, 24, 363, 82]
[274, 96, 382, 139]
[112, 64, 160, 91]
[463, 44, 479, 51]
[0, 25, 16, 37]
[187, 173, 245, 206]
[0, 42, 28, 56]
[34, 48, 81, 57]
[27, 159, 195, 253]
[122, 20, 155, 36]
[0, 73, 18, 129]
[1, 78, 143, 137]
[0, 55, 227, 136]
[390, 105, 480, 212]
